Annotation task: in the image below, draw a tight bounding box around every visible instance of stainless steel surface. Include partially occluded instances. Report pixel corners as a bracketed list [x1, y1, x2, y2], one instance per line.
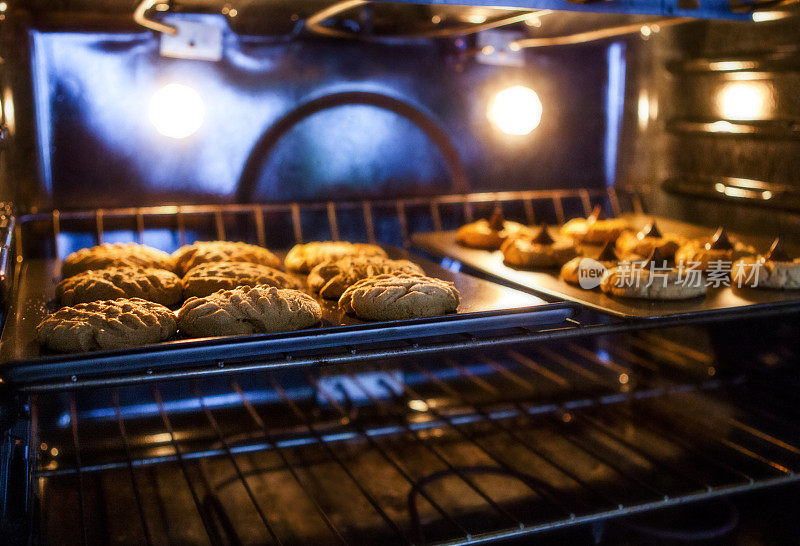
[663, 175, 800, 213]
[618, 19, 800, 240]
[412, 214, 800, 319]
[0, 247, 576, 386]
[30, 332, 800, 544]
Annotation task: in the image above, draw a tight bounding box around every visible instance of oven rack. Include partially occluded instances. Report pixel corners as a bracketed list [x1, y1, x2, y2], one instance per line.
[29, 332, 800, 545]
[7, 186, 800, 391]
[11, 187, 641, 256]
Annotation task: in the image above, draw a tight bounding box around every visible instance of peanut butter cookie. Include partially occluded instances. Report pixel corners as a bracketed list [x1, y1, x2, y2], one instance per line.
[177, 285, 322, 337]
[62, 243, 174, 278]
[308, 256, 424, 299]
[284, 241, 387, 273]
[36, 298, 177, 353]
[182, 262, 297, 299]
[338, 273, 459, 320]
[57, 266, 182, 307]
[172, 241, 282, 275]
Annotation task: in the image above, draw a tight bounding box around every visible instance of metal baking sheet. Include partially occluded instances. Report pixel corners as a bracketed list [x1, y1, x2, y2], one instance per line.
[0, 247, 579, 384]
[412, 215, 800, 320]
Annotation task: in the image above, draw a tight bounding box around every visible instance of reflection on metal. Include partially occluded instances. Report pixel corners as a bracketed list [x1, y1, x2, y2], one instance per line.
[638, 90, 650, 130]
[510, 18, 689, 49]
[605, 41, 626, 187]
[668, 119, 800, 139]
[751, 10, 794, 21]
[668, 48, 800, 73]
[305, 0, 552, 40]
[133, 0, 177, 35]
[236, 91, 469, 202]
[663, 176, 800, 212]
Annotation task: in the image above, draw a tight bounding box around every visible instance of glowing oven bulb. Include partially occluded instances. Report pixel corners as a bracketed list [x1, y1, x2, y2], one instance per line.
[148, 83, 205, 139]
[488, 85, 542, 136]
[717, 82, 768, 121]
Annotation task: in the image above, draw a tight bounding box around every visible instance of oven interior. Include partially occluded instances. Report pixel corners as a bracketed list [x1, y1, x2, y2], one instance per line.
[1, 0, 800, 544]
[20, 323, 800, 544]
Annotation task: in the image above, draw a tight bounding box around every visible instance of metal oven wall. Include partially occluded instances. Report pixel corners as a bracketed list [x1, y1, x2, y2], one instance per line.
[3, 19, 613, 210]
[617, 17, 800, 237]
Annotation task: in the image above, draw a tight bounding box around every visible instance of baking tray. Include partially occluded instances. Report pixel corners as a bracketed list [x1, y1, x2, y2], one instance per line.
[0, 247, 579, 384]
[412, 215, 800, 320]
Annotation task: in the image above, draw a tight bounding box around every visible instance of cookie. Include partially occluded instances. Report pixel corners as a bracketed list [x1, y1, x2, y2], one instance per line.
[62, 243, 174, 278]
[308, 256, 424, 299]
[501, 224, 577, 268]
[36, 298, 177, 353]
[732, 238, 800, 290]
[57, 267, 182, 307]
[284, 241, 387, 273]
[600, 248, 706, 300]
[456, 207, 531, 250]
[338, 273, 459, 320]
[615, 222, 684, 261]
[560, 242, 619, 286]
[675, 228, 755, 272]
[172, 241, 282, 276]
[177, 285, 322, 338]
[561, 205, 630, 245]
[182, 261, 297, 299]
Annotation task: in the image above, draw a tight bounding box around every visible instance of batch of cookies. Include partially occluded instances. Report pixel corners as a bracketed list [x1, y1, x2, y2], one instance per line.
[36, 241, 460, 353]
[457, 205, 799, 300]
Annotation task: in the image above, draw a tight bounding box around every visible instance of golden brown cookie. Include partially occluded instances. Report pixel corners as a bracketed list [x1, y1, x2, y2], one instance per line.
[732, 238, 800, 290]
[284, 241, 387, 273]
[501, 224, 578, 268]
[36, 298, 177, 353]
[560, 242, 619, 286]
[561, 205, 630, 245]
[57, 267, 182, 307]
[600, 249, 706, 300]
[62, 243, 174, 278]
[456, 207, 531, 250]
[675, 228, 755, 272]
[172, 241, 282, 276]
[181, 261, 297, 299]
[308, 256, 424, 299]
[177, 285, 322, 338]
[338, 273, 459, 320]
[615, 222, 684, 261]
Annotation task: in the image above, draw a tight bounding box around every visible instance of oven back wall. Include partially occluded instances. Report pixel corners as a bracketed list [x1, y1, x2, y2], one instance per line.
[24, 30, 610, 209]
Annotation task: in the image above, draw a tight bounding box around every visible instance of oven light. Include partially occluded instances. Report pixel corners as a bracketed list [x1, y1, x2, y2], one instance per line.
[148, 83, 205, 139]
[488, 85, 543, 136]
[717, 82, 769, 121]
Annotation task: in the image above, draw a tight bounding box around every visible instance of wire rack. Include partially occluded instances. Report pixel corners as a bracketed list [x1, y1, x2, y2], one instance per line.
[14, 187, 641, 258]
[10, 187, 798, 392]
[30, 330, 800, 545]
[3, 187, 649, 391]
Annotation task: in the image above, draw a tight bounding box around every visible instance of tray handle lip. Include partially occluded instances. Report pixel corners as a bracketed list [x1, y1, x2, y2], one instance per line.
[1, 301, 581, 370]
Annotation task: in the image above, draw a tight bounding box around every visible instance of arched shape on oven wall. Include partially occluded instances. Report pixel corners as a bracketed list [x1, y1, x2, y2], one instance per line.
[236, 91, 469, 202]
